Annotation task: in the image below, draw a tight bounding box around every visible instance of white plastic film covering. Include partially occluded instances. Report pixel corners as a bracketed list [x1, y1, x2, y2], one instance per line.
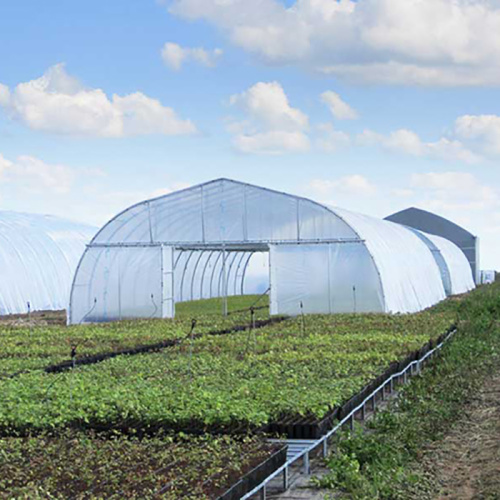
[332, 208, 446, 313]
[92, 179, 358, 245]
[425, 233, 475, 295]
[0, 211, 96, 316]
[270, 242, 384, 316]
[71, 178, 461, 323]
[407, 228, 452, 296]
[70, 246, 163, 323]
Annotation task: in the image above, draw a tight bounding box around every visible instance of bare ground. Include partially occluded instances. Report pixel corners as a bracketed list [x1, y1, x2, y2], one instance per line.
[0, 309, 66, 327]
[423, 371, 500, 500]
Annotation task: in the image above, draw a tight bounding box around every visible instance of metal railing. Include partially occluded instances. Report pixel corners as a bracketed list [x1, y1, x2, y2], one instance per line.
[241, 327, 458, 499]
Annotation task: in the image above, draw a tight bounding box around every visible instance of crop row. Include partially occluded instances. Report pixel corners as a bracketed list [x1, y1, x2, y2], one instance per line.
[0, 432, 276, 499]
[0, 309, 454, 435]
[0, 295, 269, 377]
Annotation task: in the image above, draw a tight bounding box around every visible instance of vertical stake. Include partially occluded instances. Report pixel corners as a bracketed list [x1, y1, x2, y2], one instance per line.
[353, 285, 357, 313]
[300, 301, 306, 335]
[27, 301, 33, 337]
[188, 319, 196, 381]
[250, 306, 257, 351]
[70, 345, 77, 405]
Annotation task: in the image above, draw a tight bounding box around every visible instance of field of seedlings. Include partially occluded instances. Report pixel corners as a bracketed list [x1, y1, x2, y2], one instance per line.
[0, 294, 459, 498]
[0, 296, 271, 377]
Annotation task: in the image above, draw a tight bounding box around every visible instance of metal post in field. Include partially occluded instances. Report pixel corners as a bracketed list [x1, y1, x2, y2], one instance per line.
[260, 485, 266, 500]
[222, 246, 228, 317]
[283, 467, 289, 490]
[303, 452, 310, 475]
[27, 301, 33, 336]
[300, 301, 305, 335]
[188, 319, 196, 381]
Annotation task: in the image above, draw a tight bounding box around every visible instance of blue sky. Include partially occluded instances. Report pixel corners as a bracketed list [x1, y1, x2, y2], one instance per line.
[1, 0, 500, 268]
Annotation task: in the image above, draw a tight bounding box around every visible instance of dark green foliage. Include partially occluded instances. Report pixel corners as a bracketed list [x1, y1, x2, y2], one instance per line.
[315, 283, 500, 499]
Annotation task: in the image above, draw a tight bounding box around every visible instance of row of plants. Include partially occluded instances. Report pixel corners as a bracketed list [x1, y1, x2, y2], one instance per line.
[0, 431, 279, 499]
[0, 309, 454, 435]
[0, 295, 270, 377]
[315, 282, 500, 499]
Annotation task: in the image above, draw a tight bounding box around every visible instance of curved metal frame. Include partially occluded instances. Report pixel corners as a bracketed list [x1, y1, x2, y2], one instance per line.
[209, 252, 223, 299]
[233, 252, 247, 296]
[200, 250, 215, 299]
[190, 250, 206, 301]
[240, 252, 255, 295]
[179, 250, 195, 303]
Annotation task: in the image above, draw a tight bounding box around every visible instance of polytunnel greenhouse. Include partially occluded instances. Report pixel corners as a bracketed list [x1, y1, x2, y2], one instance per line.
[0, 211, 96, 316]
[69, 178, 475, 324]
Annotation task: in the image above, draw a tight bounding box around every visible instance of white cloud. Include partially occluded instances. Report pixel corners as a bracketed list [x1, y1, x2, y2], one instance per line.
[233, 130, 310, 155]
[230, 81, 308, 131]
[317, 123, 350, 152]
[391, 188, 414, 198]
[0, 153, 76, 194]
[0, 64, 196, 137]
[169, 0, 500, 86]
[411, 172, 498, 211]
[161, 42, 223, 71]
[358, 128, 481, 164]
[228, 81, 310, 154]
[455, 114, 500, 155]
[321, 91, 358, 120]
[0, 83, 10, 107]
[309, 175, 377, 197]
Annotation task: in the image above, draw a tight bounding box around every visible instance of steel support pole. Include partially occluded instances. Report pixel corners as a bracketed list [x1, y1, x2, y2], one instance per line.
[283, 467, 289, 490]
[260, 485, 266, 500]
[303, 452, 310, 475]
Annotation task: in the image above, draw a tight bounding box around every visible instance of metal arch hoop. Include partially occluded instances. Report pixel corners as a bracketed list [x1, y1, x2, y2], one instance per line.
[200, 250, 215, 300]
[209, 251, 223, 299]
[179, 250, 195, 303]
[225, 252, 239, 296]
[233, 252, 247, 296]
[240, 252, 255, 295]
[218, 251, 238, 298]
[190, 250, 205, 301]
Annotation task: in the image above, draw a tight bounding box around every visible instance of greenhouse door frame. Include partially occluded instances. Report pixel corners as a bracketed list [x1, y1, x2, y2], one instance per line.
[166, 243, 269, 318]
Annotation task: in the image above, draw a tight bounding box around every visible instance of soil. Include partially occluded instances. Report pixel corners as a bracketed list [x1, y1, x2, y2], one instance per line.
[0, 309, 67, 327]
[423, 371, 500, 500]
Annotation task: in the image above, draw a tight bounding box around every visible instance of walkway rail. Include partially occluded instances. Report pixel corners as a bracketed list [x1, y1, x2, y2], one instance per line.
[241, 327, 458, 499]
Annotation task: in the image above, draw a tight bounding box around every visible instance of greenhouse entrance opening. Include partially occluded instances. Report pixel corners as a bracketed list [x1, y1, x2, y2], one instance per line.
[170, 244, 270, 317]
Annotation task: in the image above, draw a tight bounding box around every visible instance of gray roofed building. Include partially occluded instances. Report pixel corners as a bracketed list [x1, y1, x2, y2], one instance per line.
[385, 207, 479, 284]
